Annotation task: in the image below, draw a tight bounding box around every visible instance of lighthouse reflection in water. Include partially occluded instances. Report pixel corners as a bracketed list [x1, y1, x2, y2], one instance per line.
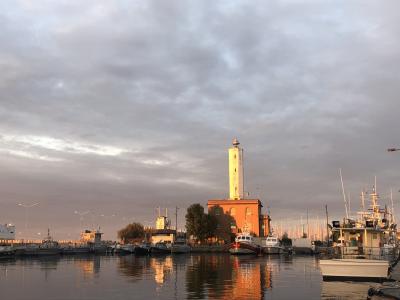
[0, 254, 376, 299]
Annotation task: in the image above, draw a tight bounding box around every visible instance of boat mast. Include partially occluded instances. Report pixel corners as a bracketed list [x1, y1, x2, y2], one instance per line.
[339, 168, 349, 220]
[361, 190, 365, 211]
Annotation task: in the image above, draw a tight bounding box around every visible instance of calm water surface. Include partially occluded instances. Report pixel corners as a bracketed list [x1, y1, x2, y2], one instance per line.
[0, 254, 379, 300]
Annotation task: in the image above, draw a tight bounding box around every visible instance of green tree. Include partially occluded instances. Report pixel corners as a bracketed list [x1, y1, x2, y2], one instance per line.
[208, 206, 235, 243]
[186, 204, 206, 242]
[118, 222, 145, 243]
[186, 204, 219, 243]
[203, 213, 218, 240]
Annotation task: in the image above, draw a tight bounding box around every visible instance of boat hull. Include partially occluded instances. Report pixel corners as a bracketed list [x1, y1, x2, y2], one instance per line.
[171, 245, 191, 254]
[320, 259, 389, 281]
[0, 247, 16, 258]
[135, 246, 149, 255]
[229, 242, 260, 255]
[150, 247, 170, 255]
[119, 245, 135, 254]
[263, 246, 282, 255]
[62, 247, 90, 254]
[20, 249, 61, 256]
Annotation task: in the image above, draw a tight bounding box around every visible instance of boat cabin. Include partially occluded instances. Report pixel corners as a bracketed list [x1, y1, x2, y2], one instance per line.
[235, 233, 255, 244]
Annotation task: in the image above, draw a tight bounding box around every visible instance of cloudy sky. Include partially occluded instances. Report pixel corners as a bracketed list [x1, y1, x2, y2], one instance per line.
[1, 0, 400, 239]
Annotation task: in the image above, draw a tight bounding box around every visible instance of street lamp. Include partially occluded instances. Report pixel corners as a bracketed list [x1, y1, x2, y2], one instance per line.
[17, 202, 39, 238]
[99, 214, 116, 239]
[74, 210, 90, 230]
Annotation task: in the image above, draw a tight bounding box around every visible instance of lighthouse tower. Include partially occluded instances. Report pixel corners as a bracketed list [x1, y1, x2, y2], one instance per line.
[207, 138, 270, 237]
[229, 138, 244, 200]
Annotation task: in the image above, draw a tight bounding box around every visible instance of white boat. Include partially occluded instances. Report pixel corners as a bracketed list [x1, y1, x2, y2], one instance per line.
[0, 245, 15, 258]
[229, 233, 261, 255]
[171, 238, 191, 254]
[321, 184, 398, 281]
[262, 235, 283, 254]
[292, 237, 313, 254]
[320, 259, 389, 280]
[119, 244, 136, 254]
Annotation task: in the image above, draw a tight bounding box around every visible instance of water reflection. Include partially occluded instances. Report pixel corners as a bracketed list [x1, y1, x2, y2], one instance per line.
[321, 281, 380, 300]
[185, 255, 277, 300]
[74, 255, 101, 277]
[0, 254, 378, 299]
[118, 255, 150, 281]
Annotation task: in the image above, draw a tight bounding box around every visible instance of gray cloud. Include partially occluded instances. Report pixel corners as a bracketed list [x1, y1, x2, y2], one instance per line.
[1, 0, 400, 239]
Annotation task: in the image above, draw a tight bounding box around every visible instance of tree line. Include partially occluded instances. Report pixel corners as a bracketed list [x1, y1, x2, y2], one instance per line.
[117, 203, 234, 244]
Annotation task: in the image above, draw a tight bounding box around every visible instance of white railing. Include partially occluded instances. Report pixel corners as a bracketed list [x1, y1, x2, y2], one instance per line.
[331, 246, 399, 262]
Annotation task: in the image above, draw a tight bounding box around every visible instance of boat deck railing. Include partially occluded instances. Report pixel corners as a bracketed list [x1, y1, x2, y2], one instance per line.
[323, 246, 399, 262]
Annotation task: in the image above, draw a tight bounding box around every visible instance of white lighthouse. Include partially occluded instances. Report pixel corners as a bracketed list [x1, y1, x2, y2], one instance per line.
[228, 138, 244, 200]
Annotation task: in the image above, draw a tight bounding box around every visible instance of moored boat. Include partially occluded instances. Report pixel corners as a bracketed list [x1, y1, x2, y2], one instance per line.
[171, 238, 191, 254]
[119, 244, 136, 254]
[61, 245, 91, 254]
[320, 184, 398, 281]
[0, 245, 16, 258]
[262, 235, 283, 254]
[319, 259, 389, 281]
[229, 233, 261, 255]
[150, 242, 170, 255]
[135, 243, 150, 255]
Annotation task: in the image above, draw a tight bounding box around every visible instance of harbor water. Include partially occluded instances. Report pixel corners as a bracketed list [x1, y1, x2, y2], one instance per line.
[0, 254, 380, 300]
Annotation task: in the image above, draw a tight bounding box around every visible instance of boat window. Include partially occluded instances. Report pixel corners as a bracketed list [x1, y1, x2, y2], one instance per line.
[246, 236, 250, 240]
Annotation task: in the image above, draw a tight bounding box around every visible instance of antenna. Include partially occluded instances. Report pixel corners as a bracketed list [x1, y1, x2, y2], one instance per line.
[391, 188, 395, 223]
[361, 190, 365, 211]
[175, 206, 179, 232]
[339, 168, 349, 219]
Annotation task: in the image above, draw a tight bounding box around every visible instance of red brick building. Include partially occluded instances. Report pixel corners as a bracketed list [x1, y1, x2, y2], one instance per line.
[208, 199, 270, 237]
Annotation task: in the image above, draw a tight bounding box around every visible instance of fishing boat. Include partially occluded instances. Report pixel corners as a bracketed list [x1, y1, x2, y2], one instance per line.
[150, 242, 170, 255]
[262, 235, 284, 254]
[171, 238, 191, 254]
[229, 233, 261, 255]
[61, 244, 91, 254]
[0, 245, 16, 258]
[320, 259, 389, 281]
[135, 243, 150, 255]
[320, 184, 398, 281]
[119, 244, 136, 254]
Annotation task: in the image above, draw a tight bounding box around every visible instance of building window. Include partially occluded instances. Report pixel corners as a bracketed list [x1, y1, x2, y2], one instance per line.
[245, 207, 252, 216]
[229, 207, 236, 216]
[215, 207, 221, 216]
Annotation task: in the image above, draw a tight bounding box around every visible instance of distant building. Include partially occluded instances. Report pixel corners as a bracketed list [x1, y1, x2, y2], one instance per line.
[207, 139, 270, 237]
[151, 214, 176, 244]
[80, 229, 102, 244]
[0, 224, 15, 240]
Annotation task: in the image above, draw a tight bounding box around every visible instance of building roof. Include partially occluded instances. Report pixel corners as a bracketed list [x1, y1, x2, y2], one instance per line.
[207, 199, 262, 207]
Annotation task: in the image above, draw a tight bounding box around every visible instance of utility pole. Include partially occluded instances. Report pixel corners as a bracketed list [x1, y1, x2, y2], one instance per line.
[325, 204, 329, 246]
[175, 206, 179, 232]
[306, 208, 309, 238]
